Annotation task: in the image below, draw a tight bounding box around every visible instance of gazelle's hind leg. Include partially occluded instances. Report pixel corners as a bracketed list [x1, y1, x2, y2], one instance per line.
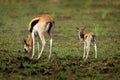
[84, 40, 91, 60]
[85, 45, 90, 60]
[37, 34, 40, 57]
[48, 31, 52, 59]
[91, 35, 97, 58]
[37, 33, 46, 59]
[47, 23, 53, 59]
[94, 39, 97, 58]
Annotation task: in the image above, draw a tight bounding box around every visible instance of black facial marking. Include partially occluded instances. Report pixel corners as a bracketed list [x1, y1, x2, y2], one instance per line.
[24, 49, 27, 53]
[24, 39, 26, 44]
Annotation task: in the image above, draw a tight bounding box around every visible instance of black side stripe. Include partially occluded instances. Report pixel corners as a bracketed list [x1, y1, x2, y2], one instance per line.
[30, 19, 39, 32]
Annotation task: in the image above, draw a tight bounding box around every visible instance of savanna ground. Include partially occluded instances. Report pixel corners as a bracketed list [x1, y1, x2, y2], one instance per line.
[0, 0, 120, 80]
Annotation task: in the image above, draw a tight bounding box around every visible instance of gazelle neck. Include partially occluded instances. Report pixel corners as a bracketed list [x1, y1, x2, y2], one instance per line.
[80, 32, 84, 40]
[26, 33, 33, 46]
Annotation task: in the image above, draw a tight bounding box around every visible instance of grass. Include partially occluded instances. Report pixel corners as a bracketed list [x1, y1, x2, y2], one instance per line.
[0, 0, 120, 80]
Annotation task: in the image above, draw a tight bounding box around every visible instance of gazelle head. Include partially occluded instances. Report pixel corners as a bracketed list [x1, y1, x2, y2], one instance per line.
[77, 27, 86, 41]
[77, 27, 85, 33]
[23, 39, 32, 53]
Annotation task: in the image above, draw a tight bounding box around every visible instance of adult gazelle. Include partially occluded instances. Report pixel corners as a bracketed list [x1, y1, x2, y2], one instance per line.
[24, 14, 55, 59]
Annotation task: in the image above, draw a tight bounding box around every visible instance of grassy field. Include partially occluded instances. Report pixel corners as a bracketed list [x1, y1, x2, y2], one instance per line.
[0, 0, 120, 80]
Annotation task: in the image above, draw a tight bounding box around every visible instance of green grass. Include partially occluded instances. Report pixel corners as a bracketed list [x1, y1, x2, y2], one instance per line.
[0, 0, 120, 80]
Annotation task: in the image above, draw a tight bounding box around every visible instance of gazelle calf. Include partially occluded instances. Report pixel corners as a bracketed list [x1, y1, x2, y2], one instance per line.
[77, 27, 97, 60]
[23, 14, 54, 59]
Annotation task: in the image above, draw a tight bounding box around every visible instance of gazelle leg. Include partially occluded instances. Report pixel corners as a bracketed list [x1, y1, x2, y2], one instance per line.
[37, 33, 46, 59]
[47, 22, 54, 59]
[94, 41, 97, 58]
[83, 42, 86, 59]
[85, 43, 90, 60]
[31, 32, 35, 59]
[48, 31, 52, 59]
[37, 35, 40, 56]
[78, 32, 81, 40]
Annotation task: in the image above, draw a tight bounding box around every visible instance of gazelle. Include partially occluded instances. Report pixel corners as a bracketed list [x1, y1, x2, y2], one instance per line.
[23, 14, 55, 59]
[77, 27, 97, 60]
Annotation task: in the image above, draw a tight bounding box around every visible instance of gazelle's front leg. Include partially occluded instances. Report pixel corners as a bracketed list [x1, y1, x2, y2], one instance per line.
[37, 33, 46, 59]
[78, 32, 81, 40]
[83, 42, 86, 59]
[31, 32, 35, 59]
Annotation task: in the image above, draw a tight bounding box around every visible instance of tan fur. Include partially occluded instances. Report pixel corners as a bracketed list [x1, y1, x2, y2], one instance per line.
[28, 14, 54, 32]
[26, 14, 54, 46]
[84, 32, 95, 40]
[26, 33, 32, 46]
